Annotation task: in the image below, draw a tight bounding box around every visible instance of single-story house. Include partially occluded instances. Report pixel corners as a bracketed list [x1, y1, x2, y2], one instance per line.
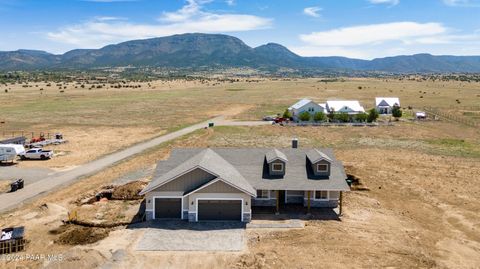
[375, 97, 400, 114]
[288, 99, 326, 121]
[140, 143, 350, 222]
[325, 100, 365, 115]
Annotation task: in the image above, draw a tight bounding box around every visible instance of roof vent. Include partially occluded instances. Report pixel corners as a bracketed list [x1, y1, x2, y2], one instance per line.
[292, 138, 298, 149]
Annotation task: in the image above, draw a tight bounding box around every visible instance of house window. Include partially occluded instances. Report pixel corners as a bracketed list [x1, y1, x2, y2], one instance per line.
[308, 107, 314, 112]
[315, 191, 328, 200]
[272, 163, 284, 172]
[256, 190, 270, 199]
[317, 164, 329, 172]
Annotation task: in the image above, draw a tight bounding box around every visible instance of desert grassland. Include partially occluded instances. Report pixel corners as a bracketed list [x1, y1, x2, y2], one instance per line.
[210, 123, 480, 269]
[1, 77, 480, 268]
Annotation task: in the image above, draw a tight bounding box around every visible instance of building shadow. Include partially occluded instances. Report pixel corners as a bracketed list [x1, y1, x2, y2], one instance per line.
[252, 205, 340, 221]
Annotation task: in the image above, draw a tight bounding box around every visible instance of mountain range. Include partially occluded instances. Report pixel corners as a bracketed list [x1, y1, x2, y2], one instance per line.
[1, 33, 480, 73]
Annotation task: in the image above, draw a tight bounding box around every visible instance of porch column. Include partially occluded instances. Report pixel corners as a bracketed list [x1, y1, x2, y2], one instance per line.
[339, 191, 343, 216]
[276, 190, 280, 214]
[307, 191, 311, 214]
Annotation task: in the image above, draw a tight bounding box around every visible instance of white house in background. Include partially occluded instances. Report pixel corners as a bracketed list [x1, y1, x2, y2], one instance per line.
[288, 99, 326, 121]
[325, 100, 365, 115]
[375, 97, 400, 114]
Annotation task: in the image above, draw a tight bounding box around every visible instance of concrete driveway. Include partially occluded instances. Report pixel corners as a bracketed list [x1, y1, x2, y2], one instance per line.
[135, 221, 246, 251]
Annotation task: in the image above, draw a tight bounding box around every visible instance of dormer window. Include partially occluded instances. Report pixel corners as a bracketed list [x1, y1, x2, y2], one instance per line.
[272, 163, 284, 172]
[265, 149, 288, 177]
[317, 163, 329, 173]
[306, 149, 332, 178]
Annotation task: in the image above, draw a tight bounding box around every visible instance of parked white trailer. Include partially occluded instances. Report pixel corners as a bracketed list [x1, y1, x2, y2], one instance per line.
[0, 144, 26, 163]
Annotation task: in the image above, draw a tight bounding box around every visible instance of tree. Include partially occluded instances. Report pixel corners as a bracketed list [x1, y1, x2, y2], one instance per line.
[335, 112, 350, 123]
[392, 105, 402, 119]
[355, 112, 368, 122]
[327, 109, 335, 122]
[367, 108, 379, 123]
[313, 111, 326, 122]
[282, 109, 292, 119]
[299, 111, 311, 122]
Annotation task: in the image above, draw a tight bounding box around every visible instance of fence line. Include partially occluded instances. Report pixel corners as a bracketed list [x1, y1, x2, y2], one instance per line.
[423, 106, 479, 128]
[0, 131, 56, 140]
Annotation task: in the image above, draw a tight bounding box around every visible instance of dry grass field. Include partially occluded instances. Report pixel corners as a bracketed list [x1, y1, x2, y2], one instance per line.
[0, 78, 479, 268]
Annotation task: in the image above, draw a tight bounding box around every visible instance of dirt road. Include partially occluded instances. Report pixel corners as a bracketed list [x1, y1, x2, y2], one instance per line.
[0, 117, 272, 213]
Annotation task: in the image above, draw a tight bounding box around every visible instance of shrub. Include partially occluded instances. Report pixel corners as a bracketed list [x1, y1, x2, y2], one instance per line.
[282, 109, 292, 119]
[367, 108, 379, 123]
[335, 112, 350, 123]
[392, 105, 402, 119]
[299, 111, 311, 121]
[355, 112, 368, 122]
[313, 111, 326, 122]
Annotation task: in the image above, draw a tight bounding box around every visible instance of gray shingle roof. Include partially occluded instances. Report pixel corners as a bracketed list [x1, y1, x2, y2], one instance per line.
[142, 148, 350, 194]
[140, 149, 256, 196]
[306, 149, 332, 164]
[265, 149, 288, 163]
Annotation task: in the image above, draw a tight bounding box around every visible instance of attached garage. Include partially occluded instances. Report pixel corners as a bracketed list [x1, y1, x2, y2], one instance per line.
[197, 199, 242, 221]
[154, 198, 182, 219]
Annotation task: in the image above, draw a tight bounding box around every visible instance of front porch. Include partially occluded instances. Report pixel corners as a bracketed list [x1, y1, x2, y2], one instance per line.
[251, 190, 344, 220]
[252, 204, 340, 221]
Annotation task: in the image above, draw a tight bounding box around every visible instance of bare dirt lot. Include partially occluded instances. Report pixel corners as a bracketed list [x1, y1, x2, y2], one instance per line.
[1, 78, 479, 268]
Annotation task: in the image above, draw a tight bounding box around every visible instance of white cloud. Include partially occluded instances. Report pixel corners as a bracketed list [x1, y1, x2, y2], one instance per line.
[296, 21, 480, 59]
[443, 0, 480, 6]
[368, 0, 400, 5]
[225, 0, 235, 6]
[303, 6, 322, 18]
[47, 0, 272, 49]
[300, 22, 446, 46]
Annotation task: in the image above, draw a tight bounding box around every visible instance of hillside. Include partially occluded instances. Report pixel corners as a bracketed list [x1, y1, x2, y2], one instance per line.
[1, 33, 480, 73]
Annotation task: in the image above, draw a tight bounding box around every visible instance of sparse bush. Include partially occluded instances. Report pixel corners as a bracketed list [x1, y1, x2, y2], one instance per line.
[367, 108, 379, 123]
[282, 109, 292, 119]
[392, 105, 402, 119]
[313, 111, 326, 122]
[334, 112, 350, 123]
[299, 111, 311, 122]
[355, 112, 368, 122]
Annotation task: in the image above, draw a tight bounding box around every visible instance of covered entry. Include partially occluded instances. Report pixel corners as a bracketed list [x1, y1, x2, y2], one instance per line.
[154, 198, 182, 219]
[197, 199, 242, 221]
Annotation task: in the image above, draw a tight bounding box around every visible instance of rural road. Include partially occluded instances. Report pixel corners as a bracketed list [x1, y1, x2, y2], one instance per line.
[0, 116, 272, 213]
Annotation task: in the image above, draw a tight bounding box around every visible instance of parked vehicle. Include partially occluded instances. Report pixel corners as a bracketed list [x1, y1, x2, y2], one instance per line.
[10, 179, 24, 192]
[18, 148, 54, 160]
[0, 144, 26, 163]
[274, 117, 288, 124]
[263, 115, 276, 121]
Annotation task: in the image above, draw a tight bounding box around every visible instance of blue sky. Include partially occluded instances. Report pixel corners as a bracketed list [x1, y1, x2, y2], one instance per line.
[0, 0, 479, 59]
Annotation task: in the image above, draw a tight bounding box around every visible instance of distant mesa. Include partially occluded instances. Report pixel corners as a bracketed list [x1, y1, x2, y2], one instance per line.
[1, 33, 480, 73]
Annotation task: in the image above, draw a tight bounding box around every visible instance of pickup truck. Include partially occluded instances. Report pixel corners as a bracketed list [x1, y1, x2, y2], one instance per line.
[18, 148, 54, 160]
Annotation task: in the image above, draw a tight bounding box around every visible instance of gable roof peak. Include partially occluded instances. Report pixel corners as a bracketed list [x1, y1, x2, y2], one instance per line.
[265, 148, 288, 163]
[306, 149, 332, 164]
